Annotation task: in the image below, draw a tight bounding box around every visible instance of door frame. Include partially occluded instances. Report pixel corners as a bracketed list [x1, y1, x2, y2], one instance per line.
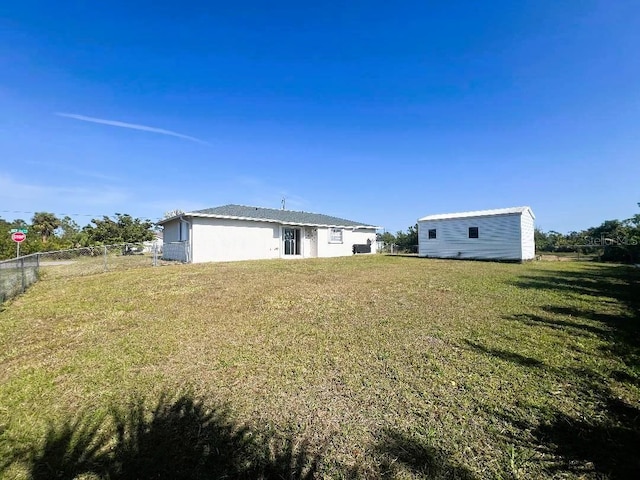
[281, 226, 302, 257]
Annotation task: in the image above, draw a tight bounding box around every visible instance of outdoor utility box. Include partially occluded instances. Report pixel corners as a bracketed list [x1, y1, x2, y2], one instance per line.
[352, 244, 372, 254]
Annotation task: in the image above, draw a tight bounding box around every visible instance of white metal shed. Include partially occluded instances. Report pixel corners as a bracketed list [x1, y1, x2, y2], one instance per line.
[418, 206, 535, 261]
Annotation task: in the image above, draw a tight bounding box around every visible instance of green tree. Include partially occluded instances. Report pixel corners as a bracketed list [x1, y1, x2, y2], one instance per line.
[534, 228, 552, 252]
[395, 224, 419, 253]
[584, 217, 639, 263]
[55, 216, 82, 248]
[377, 231, 396, 245]
[31, 212, 62, 244]
[12, 218, 28, 229]
[0, 218, 12, 259]
[533, 203, 640, 263]
[82, 214, 154, 245]
[0, 218, 39, 259]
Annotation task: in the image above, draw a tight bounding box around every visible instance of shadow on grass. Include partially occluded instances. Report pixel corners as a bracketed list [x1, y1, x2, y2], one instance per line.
[468, 337, 640, 477]
[464, 340, 544, 368]
[7, 393, 321, 479]
[372, 429, 476, 479]
[507, 312, 610, 338]
[495, 264, 640, 478]
[513, 263, 639, 310]
[532, 397, 640, 478]
[512, 264, 639, 379]
[490, 393, 640, 479]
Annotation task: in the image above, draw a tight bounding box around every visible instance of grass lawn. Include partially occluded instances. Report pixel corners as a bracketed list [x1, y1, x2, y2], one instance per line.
[0, 256, 638, 479]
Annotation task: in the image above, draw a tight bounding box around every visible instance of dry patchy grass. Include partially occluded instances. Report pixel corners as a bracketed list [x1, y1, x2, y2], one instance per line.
[0, 256, 638, 479]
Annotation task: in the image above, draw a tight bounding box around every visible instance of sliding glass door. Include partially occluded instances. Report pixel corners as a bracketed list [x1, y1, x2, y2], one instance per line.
[283, 228, 301, 256]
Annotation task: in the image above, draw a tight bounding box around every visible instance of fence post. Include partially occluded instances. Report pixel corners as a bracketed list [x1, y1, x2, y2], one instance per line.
[103, 245, 108, 272]
[153, 241, 158, 267]
[20, 257, 26, 293]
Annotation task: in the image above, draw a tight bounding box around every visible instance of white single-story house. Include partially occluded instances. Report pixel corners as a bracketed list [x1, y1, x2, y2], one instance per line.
[418, 206, 535, 261]
[160, 204, 379, 263]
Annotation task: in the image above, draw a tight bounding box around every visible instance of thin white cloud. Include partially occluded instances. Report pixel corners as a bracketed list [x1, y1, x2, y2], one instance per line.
[0, 174, 131, 207]
[26, 160, 122, 182]
[56, 112, 209, 145]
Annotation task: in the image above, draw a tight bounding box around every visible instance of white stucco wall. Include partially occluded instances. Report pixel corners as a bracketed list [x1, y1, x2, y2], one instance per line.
[191, 218, 280, 263]
[418, 214, 524, 260]
[302, 227, 318, 258]
[316, 227, 378, 257]
[163, 216, 378, 263]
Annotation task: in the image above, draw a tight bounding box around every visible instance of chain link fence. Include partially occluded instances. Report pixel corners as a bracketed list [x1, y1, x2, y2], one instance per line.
[381, 244, 419, 254]
[162, 241, 190, 263]
[1, 242, 185, 303]
[0, 254, 40, 303]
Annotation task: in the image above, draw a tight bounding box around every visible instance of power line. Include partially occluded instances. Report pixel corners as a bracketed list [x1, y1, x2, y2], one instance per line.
[0, 210, 104, 218]
[0, 210, 163, 221]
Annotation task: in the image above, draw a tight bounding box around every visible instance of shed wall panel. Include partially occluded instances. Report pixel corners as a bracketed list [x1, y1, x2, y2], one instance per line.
[520, 210, 536, 260]
[418, 214, 523, 260]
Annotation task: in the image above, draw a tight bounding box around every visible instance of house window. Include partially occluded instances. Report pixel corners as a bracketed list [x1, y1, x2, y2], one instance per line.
[329, 228, 343, 243]
[469, 227, 479, 239]
[428, 229, 437, 239]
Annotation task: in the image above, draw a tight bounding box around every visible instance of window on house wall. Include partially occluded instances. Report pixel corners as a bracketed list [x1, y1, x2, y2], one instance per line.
[428, 229, 437, 239]
[469, 227, 479, 239]
[329, 228, 343, 243]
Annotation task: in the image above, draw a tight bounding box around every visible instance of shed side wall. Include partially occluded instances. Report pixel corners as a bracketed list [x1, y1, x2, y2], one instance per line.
[520, 210, 535, 260]
[418, 214, 523, 260]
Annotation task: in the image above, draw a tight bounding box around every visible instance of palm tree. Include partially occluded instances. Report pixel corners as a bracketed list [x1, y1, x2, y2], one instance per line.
[31, 212, 61, 244]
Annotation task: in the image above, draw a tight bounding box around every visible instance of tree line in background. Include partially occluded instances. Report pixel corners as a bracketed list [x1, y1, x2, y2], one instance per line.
[0, 212, 155, 260]
[378, 205, 640, 263]
[2, 206, 639, 263]
[377, 224, 419, 253]
[534, 210, 640, 263]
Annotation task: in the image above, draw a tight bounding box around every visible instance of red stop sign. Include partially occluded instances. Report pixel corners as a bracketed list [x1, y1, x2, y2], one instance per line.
[11, 232, 26, 243]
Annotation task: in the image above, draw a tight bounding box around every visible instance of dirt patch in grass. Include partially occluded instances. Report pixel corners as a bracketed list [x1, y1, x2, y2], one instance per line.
[1, 256, 638, 478]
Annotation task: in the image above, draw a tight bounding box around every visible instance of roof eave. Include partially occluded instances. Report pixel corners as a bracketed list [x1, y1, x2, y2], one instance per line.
[418, 212, 521, 222]
[418, 206, 534, 222]
[162, 212, 377, 229]
[158, 213, 192, 225]
[280, 221, 378, 229]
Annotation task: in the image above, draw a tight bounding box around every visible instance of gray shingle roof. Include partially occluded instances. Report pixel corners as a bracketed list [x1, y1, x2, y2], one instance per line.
[187, 204, 376, 228]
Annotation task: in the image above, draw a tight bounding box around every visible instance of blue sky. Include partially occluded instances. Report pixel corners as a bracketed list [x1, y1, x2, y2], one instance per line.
[1, 1, 639, 234]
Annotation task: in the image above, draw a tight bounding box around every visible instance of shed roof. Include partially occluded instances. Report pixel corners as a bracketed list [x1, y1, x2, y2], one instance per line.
[160, 204, 378, 228]
[418, 206, 535, 222]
